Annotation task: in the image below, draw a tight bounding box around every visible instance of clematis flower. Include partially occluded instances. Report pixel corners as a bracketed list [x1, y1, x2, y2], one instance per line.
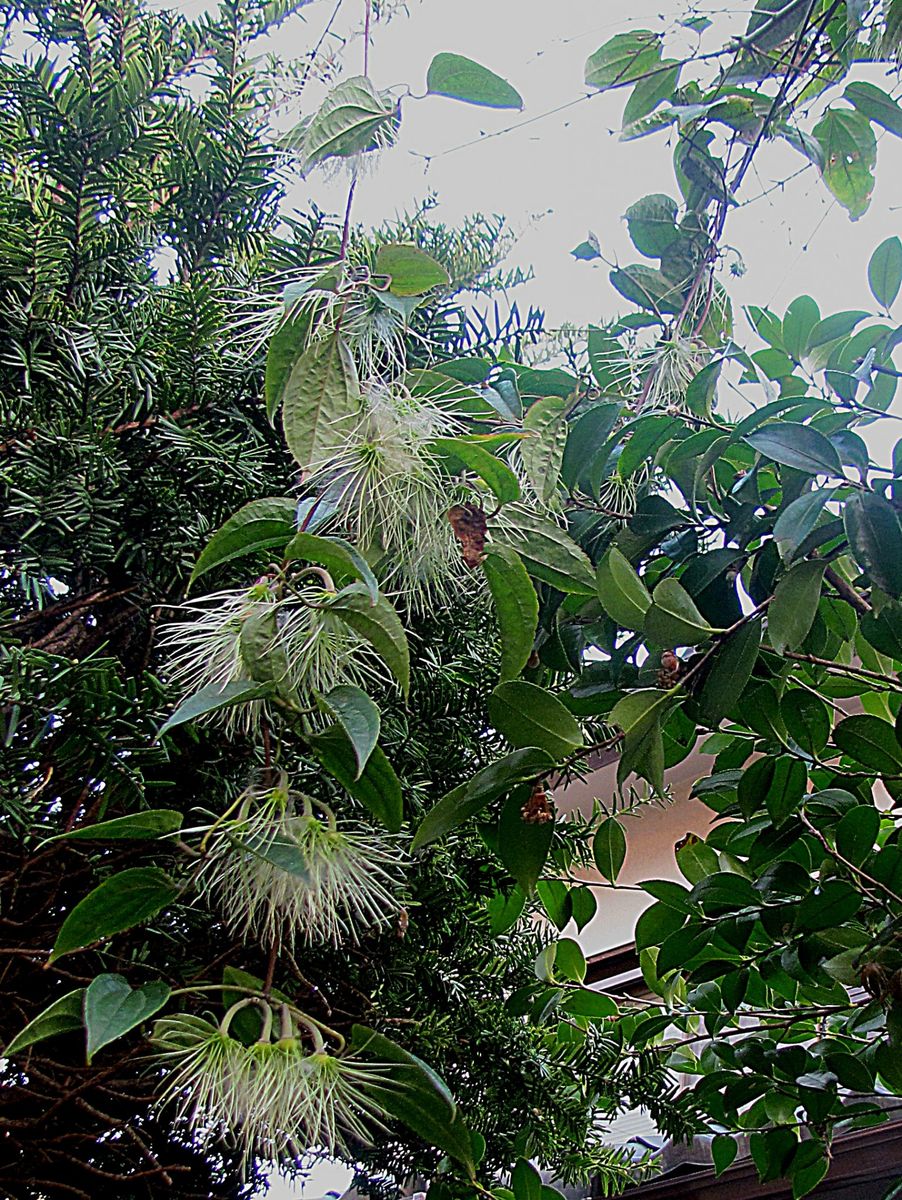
[157, 582, 381, 730]
[152, 1005, 392, 1168]
[304, 382, 467, 608]
[195, 784, 403, 951]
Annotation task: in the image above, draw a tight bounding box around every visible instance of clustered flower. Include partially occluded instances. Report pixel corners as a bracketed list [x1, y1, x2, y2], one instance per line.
[304, 381, 467, 607]
[158, 581, 382, 731]
[153, 1004, 392, 1168]
[194, 783, 404, 951]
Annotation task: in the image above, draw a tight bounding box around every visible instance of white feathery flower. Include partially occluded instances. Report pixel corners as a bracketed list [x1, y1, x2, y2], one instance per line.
[196, 785, 404, 951]
[642, 335, 709, 413]
[305, 383, 467, 608]
[152, 1007, 393, 1169]
[157, 582, 381, 730]
[297, 1050, 394, 1154]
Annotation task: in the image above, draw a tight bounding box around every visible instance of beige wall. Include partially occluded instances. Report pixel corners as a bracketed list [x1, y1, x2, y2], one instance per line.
[556, 753, 717, 957]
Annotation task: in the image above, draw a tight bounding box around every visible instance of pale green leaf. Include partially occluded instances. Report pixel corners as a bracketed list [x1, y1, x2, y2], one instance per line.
[426, 52, 523, 109]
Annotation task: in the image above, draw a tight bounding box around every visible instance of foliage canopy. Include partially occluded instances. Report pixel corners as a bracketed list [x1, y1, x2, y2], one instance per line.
[4, 1, 902, 1199]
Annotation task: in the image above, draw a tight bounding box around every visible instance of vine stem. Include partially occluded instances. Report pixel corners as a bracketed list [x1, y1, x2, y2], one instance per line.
[799, 808, 902, 908]
[339, 177, 357, 262]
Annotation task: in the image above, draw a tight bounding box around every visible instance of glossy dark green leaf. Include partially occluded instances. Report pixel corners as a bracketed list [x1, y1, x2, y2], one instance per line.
[861, 604, 902, 658]
[498, 789, 554, 894]
[773, 489, 836, 561]
[596, 547, 652, 630]
[635, 900, 685, 950]
[695, 619, 761, 726]
[593, 817, 627, 883]
[411, 748, 553, 852]
[53, 810, 183, 842]
[795, 879, 862, 931]
[781, 690, 830, 756]
[560, 987, 616, 1019]
[284, 531, 379, 603]
[351, 1025, 476, 1173]
[569, 886, 598, 932]
[158, 680, 272, 736]
[646, 577, 715, 647]
[554, 937, 587, 983]
[84, 974, 170, 1063]
[482, 546, 539, 683]
[536, 879, 572, 930]
[676, 839, 719, 884]
[833, 714, 902, 773]
[328, 583, 410, 695]
[768, 560, 826, 654]
[431, 437, 521, 504]
[489, 681, 584, 760]
[318, 684, 379, 778]
[486, 886, 526, 936]
[712, 1134, 738, 1177]
[495, 512, 596, 595]
[844, 491, 902, 597]
[512, 1158, 543, 1200]
[50, 868, 179, 962]
[560, 403, 621, 490]
[834, 804, 880, 866]
[744, 424, 843, 477]
[308, 726, 403, 831]
[190, 498, 297, 584]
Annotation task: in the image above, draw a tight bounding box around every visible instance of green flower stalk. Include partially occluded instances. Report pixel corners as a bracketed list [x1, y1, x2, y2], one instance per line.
[196, 785, 404, 950]
[152, 1003, 393, 1168]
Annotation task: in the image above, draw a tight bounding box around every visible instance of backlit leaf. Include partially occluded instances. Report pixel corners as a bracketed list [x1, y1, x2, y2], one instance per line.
[426, 53, 523, 109]
[374, 243, 449, 296]
[282, 334, 360, 472]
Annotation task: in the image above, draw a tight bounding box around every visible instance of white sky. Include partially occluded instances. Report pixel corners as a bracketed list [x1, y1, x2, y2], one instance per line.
[267, 0, 902, 462]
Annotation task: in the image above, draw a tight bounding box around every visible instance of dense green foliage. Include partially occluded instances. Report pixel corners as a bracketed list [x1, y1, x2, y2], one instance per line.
[5, 1, 902, 1199]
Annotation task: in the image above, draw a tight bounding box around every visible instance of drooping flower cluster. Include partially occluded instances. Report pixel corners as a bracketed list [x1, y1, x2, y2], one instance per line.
[153, 1004, 392, 1167]
[158, 581, 382, 730]
[305, 381, 468, 606]
[642, 333, 709, 413]
[195, 784, 404, 951]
